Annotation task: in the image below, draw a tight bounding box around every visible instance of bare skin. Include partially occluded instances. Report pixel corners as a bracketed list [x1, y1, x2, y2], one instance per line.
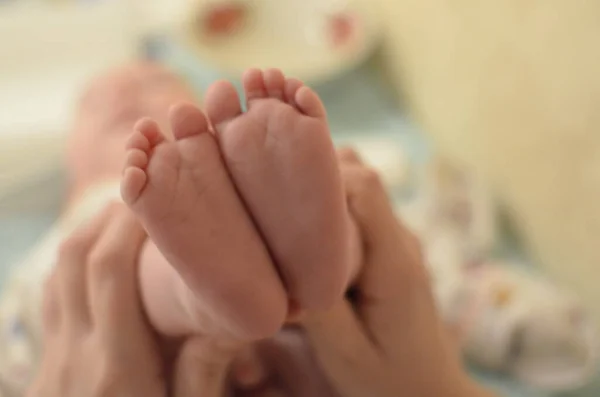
[206, 69, 354, 309]
[67, 64, 361, 341]
[54, 65, 497, 396]
[121, 69, 360, 340]
[27, 203, 244, 397]
[122, 104, 286, 340]
[228, 151, 499, 397]
[29, 174, 495, 397]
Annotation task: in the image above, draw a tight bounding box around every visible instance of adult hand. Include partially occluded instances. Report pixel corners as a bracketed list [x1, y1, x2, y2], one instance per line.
[26, 203, 163, 397]
[227, 149, 473, 397]
[26, 202, 242, 397]
[301, 149, 485, 397]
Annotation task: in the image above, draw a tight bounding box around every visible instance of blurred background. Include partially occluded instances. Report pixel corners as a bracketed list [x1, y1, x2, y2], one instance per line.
[1, 1, 600, 396]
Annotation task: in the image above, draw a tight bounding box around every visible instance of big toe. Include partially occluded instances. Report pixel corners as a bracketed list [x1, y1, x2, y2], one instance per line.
[169, 102, 211, 140]
[205, 80, 242, 133]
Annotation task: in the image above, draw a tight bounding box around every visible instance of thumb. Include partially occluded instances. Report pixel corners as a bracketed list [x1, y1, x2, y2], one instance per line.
[341, 164, 435, 349]
[172, 337, 242, 397]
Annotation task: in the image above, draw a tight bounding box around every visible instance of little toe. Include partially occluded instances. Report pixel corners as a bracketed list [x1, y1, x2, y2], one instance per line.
[263, 69, 286, 100]
[169, 102, 211, 141]
[284, 78, 303, 106]
[205, 80, 243, 133]
[122, 142, 150, 205]
[295, 86, 327, 119]
[243, 68, 268, 104]
[133, 118, 165, 147]
[121, 167, 147, 206]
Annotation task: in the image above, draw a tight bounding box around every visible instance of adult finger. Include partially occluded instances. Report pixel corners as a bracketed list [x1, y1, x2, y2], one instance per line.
[341, 164, 435, 350]
[337, 147, 422, 263]
[54, 204, 114, 331]
[87, 204, 147, 335]
[342, 164, 406, 256]
[303, 298, 378, 394]
[172, 337, 241, 397]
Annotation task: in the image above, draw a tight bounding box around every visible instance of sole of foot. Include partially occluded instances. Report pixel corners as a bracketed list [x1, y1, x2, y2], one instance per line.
[121, 103, 287, 340]
[204, 68, 351, 310]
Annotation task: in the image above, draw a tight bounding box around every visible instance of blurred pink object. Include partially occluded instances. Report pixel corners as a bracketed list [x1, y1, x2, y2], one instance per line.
[201, 2, 247, 37]
[328, 12, 357, 48]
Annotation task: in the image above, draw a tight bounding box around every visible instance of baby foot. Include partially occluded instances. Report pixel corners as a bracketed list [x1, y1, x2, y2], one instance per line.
[204, 69, 352, 309]
[121, 103, 286, 339]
